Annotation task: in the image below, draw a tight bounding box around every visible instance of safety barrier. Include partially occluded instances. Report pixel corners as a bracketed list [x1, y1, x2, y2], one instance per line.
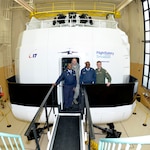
[30, 2, 119, 19]
[0, 132, 25, 150]
[98, 135, 150, 150]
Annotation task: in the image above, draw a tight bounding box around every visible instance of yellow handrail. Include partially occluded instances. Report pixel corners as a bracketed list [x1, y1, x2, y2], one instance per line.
[30, 2, 120, 19]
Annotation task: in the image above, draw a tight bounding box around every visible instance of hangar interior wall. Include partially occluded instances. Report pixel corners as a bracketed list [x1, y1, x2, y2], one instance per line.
[0, 0, 150, 108]
[0, 0, 13, 100]
[118, 1, 150, 108]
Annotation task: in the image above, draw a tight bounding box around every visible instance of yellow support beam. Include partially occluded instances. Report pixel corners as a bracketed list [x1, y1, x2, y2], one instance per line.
[29, 2, 121, 19]
[30, 10, 120, 19]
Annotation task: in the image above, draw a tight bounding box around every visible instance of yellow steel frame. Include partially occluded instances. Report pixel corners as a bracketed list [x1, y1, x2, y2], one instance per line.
[30, 2, 121, 19]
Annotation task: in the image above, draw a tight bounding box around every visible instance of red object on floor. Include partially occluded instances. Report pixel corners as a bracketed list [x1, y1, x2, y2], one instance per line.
[0, 92, 4, 98]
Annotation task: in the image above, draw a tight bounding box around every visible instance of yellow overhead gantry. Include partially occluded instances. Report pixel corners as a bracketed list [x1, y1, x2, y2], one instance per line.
[13, 0, 134, 19]
[31, 2, 120, 19]
[14, 1, 121, 19]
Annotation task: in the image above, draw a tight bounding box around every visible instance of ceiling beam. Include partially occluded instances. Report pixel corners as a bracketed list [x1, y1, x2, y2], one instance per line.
[116, 0, 134, 12]
[14, 0, 34, 13]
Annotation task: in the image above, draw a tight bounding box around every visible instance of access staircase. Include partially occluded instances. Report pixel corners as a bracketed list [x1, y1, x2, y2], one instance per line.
[24, 85, 94, 150]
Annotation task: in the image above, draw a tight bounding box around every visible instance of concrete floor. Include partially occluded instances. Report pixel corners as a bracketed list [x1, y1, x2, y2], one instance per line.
[0, 100, 150, 149]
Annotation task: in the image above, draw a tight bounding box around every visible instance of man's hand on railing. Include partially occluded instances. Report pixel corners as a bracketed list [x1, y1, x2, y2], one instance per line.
[52, 83, 56, 86]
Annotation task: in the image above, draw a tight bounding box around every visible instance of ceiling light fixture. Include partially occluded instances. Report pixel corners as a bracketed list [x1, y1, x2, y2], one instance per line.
[14, 0, 34, 13]
[116, 0, 134, 11]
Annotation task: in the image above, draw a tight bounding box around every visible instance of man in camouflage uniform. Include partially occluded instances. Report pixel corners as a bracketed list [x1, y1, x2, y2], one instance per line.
[95, 61, 111, 86]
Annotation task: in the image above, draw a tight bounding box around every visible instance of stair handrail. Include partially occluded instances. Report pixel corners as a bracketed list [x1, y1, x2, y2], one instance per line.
[99, 135, 150, 150]
[25, 85, 55, 150]
[0, 132, 25, 150]
[83, 86, 95, 148]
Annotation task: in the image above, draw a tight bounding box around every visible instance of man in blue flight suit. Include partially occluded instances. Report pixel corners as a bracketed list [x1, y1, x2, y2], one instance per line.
[80, 61, 96, 84]
[54, 63, 77, 110]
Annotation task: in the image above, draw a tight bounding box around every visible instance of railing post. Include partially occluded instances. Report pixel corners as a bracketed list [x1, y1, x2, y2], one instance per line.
[25, 85, 55, 149]
[44, 102, 50, 131]
[32, 123, 40, 150]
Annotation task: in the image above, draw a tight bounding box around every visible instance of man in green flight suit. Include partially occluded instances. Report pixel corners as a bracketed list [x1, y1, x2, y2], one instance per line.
[95, 61, 111, 86]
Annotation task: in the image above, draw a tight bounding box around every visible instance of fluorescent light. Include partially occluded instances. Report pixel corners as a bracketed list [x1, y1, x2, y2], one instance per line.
[14, 0, 34, 12]
[116, 0, 133, 11]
